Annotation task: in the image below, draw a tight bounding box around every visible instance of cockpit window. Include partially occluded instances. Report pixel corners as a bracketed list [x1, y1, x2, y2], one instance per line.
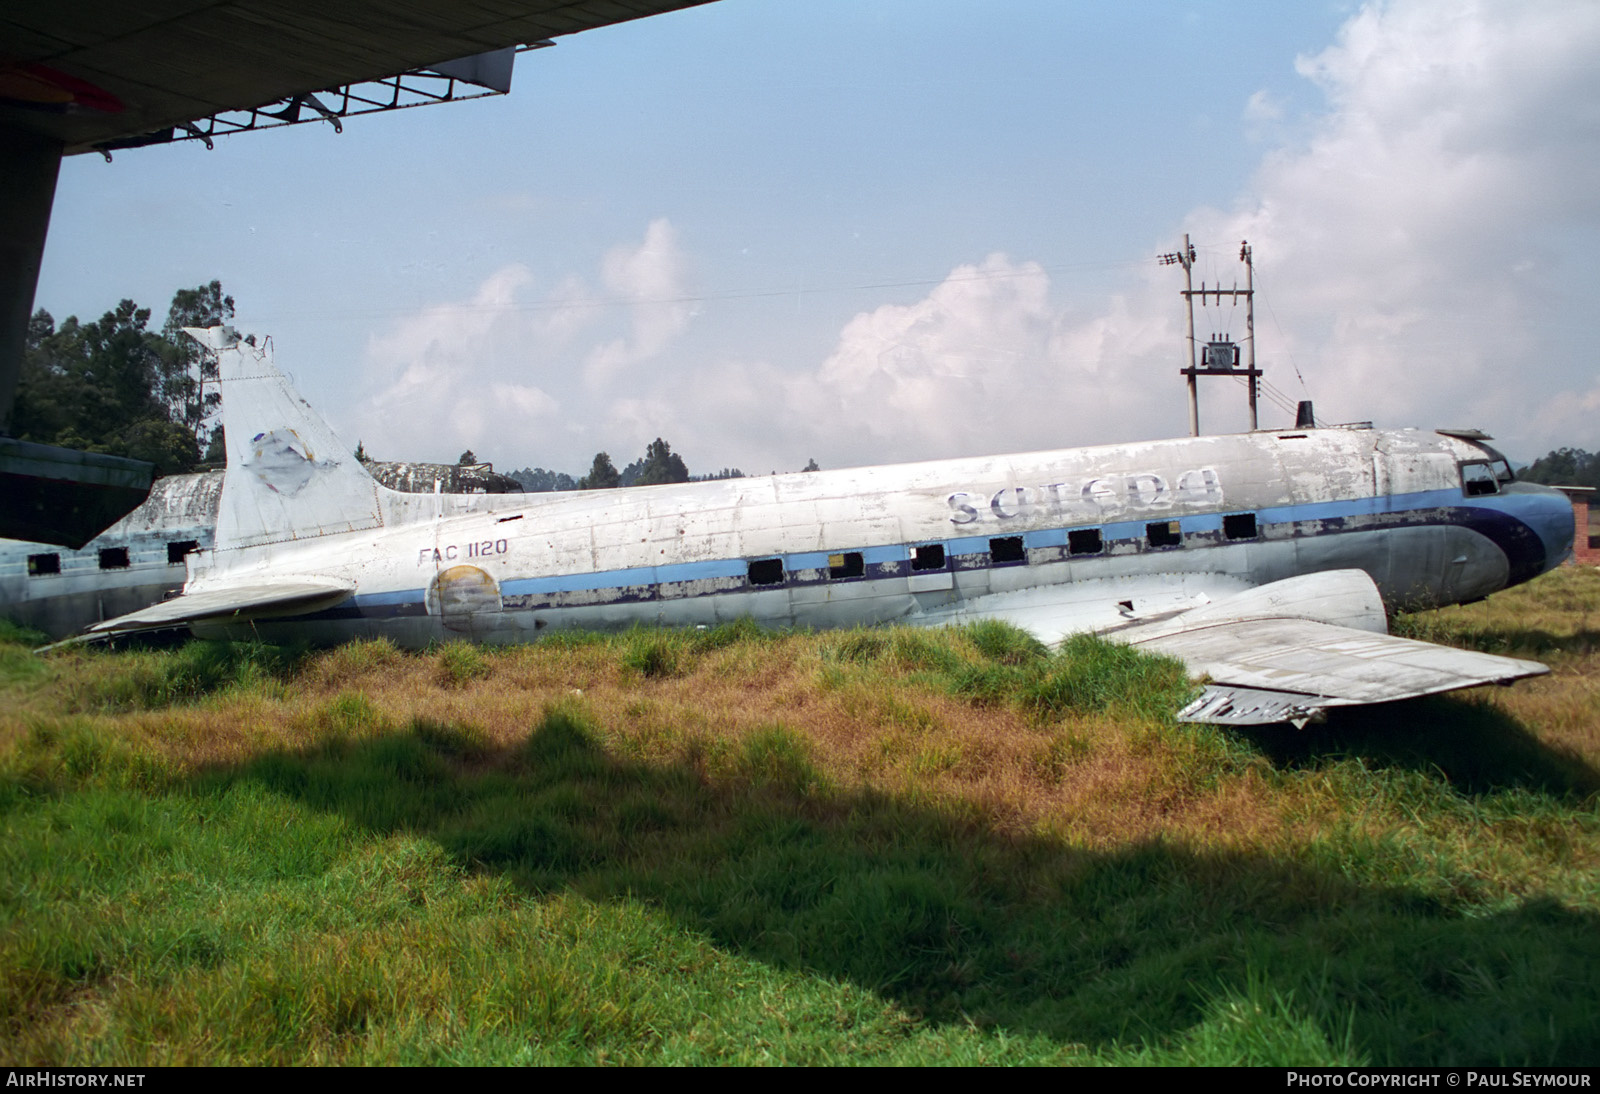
[1461, 462, 1500, 496]
[1473, 442, 1516, 483]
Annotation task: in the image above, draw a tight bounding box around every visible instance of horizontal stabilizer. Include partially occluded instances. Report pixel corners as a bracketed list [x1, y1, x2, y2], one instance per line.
[86, 581, 356, 637]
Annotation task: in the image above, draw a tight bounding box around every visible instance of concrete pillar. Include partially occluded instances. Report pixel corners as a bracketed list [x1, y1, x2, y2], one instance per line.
[0, 124, 63, 433]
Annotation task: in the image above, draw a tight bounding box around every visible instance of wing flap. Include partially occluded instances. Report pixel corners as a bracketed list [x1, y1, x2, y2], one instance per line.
[86, 581, 356, 636]
[1177, 686, 1331, 727]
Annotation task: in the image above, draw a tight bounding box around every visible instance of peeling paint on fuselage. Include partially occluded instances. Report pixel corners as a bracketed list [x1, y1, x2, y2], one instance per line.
[0, 462, 525, 639]
[190, 426, 1574, 648]
[0, 472, 223, 638]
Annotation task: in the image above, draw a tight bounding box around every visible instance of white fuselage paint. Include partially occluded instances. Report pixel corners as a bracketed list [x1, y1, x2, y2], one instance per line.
[183, 426, 1574, 648]
[0, 469, 513, 639]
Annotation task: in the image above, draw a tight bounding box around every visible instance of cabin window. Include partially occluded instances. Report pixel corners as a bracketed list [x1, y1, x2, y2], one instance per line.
[1461, 462, 1499, 497]
[27, 553, 59, 576]
[1068, 528, 1102, 556]
[911, 544, 946, 571]
[989, 536, 1026, 564]
[167, 540, 199, 564]
[1223, 514, 1258, 540]
[747, 558, 785, 586]
[828, 552, 864, 580]
[1146, 521, 1182, 549]
[98, 547, 130, 570]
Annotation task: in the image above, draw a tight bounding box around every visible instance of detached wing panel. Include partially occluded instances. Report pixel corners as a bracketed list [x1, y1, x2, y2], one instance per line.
[1107, 570, 1547, 725]
[1127, 617, 1547, 724]
[85, 581, 355, 637]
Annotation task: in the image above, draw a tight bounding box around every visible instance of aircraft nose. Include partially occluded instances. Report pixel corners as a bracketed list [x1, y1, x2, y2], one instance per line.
[1516, 482, 1577, 574]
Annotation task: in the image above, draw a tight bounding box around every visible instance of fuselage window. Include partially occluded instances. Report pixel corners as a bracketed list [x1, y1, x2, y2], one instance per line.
[989, 536, 1026, 564]
[27, 553, 60, 576]
[1461, 462, 1499, 497]
[1223, 513, 1258, 540]
[98, 547, 131, 570]
[1068, 528, 1103, 556]
[747, 558, 785, 586]
[828, 551, 864, 579]
[911, 544, 946, 571]
[167, 540, 199, 564]
[1146, 521, 1182, 549]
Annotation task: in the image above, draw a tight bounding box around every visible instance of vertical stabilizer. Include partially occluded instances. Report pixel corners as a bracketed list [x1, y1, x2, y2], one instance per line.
[190, 327, 384, 551]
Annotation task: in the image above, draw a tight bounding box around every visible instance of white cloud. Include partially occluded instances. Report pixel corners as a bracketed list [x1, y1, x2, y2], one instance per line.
[1188, 0, 1600, 455]
[353, 219, 694, 467]
[618, 255, 1188, 473]
[620, 0, 1600, 472]
[350, 3, 1600, 474]
[583, 218, 693, 387]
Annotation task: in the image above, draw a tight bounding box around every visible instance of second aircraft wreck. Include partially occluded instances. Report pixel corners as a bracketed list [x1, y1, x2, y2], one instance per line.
[78, 327, 1574, 726]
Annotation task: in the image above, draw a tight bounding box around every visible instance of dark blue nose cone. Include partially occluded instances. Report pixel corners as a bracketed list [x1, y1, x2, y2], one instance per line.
[1503, 482, 1576, 576]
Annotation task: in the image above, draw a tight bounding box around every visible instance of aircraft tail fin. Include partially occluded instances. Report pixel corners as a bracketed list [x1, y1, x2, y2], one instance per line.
[191, 326, 385, 552]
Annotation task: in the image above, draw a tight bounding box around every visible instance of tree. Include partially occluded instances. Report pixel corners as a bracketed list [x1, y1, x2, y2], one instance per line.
[510, 466, 578, 492]
[458, 449, 477, 466]
[579, 452, 620, 490]
[802, 458, 820, 472]
[634, 437, 690, 486]
[15, 301, 200, 475]
[1521, 447, 1600, 488]
[354, 440, 369, 462]
[159, 281, 235, 449]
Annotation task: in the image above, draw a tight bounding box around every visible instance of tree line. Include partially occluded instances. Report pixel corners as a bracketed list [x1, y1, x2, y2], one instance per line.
[15, 283, 235, 474]
[1517, 448, 1600, 490]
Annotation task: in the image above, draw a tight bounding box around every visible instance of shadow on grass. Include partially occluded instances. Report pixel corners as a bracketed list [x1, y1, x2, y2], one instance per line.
[1237, 692, 1600, 799]
[1391, 621, 1600, 659]
[192, 704, 1600, 1065]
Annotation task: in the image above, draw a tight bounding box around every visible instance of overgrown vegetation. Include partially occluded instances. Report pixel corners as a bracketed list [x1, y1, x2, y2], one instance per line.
[2, 571, 1597, 1065]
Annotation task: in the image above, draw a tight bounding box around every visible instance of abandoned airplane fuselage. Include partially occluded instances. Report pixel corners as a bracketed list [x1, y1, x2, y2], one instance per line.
[193, 425, 1567, 647]
[81, 328, 1573, 725]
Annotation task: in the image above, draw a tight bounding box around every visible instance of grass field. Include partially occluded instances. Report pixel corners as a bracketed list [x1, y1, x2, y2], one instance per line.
[2, 569, 1597, 1065]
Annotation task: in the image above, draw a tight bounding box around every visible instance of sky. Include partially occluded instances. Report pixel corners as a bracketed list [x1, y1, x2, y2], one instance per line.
[33, 0, 1600, 476]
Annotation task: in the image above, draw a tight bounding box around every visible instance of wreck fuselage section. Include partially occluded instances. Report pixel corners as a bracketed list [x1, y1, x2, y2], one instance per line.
[189, 426, 1572, 648]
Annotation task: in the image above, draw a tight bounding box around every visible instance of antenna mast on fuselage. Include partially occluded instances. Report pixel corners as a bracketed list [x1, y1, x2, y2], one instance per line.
[1159, 237, 1260, 435]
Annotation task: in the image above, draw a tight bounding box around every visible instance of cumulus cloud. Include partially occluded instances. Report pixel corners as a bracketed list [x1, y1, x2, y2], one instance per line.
[353, 1, 1600, 474]
[614, 255, 1187, 472]
[352, 219, 694, 466]
[684, 0, 1600, 468]
[1187, 0, 1600, 454]
[583, 218, 693, 387]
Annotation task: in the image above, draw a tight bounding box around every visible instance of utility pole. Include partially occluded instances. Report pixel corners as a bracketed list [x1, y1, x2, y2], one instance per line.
[1160, 237, 1260, 435]
[1242, 240, 1257, 430]
[1159, 235, 1199, 436]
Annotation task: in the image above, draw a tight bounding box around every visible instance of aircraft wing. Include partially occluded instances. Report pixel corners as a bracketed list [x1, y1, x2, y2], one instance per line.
[1111, 570, 1546, 725]
[83, 581, 356, 638]
[1122, 614, 1547, 726]
[947, 569, 1547, 726]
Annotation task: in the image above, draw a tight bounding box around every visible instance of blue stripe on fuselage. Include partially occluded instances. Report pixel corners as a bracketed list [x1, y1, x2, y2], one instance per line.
[319, 486, 1549, 621]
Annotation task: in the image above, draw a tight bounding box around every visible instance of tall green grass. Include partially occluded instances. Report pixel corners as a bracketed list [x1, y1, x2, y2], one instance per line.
[0, 607, 1596, 1065]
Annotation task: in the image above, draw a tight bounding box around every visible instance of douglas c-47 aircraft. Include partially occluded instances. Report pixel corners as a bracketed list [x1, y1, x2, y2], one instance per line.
[76, 327, 1575, 727]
